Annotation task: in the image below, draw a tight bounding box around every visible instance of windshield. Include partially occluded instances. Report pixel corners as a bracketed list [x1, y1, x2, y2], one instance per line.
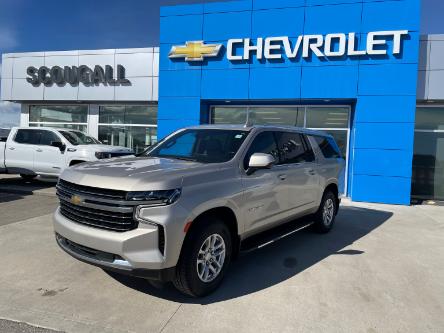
[60, 130, 100, 146]
[145, 129, 250, 163]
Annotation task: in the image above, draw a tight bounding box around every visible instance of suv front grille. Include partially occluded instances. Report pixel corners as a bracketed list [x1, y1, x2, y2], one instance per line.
[57, 180, 138, 232]
[58, 179, 127, 200]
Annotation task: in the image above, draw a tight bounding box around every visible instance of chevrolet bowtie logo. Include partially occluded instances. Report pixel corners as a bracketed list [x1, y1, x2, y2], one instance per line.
[70, 195, 83, 206]
[169, 41, 222, 62]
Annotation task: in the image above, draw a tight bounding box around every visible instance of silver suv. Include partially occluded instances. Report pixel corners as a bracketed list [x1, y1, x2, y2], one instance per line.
[54, 125, 345, 297]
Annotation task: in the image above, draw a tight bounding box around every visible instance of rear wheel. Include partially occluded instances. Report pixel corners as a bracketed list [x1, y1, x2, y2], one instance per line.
[20, 174, 37, 181]
[313, 190, 338, 233]
[173, 218, 232, 297]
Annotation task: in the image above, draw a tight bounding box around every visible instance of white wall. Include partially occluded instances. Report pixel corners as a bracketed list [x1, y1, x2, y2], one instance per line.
[1, 48, 159, 102]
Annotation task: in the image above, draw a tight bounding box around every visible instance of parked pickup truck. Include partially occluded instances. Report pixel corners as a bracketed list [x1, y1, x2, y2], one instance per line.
[0, 127, 134, 179]
[54, 125, 344, 297]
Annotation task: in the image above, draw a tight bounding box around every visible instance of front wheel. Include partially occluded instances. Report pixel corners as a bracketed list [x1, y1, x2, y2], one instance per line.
[173, 219, 232, 297]
[20, 174, 37, 181]
[313, 191, 338, 233]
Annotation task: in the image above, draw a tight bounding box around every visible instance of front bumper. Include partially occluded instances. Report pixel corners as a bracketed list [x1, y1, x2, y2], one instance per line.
[55, 233, 175, 281]
[53, 208, 180, 281]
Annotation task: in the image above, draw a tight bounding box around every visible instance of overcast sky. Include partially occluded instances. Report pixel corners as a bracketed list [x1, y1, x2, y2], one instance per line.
[0, 0, 442, 128]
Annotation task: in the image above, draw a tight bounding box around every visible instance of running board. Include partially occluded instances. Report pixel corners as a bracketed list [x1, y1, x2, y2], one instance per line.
[240, 218, 314, 254]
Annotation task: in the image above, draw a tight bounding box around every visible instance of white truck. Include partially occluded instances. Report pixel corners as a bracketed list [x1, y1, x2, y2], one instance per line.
[0, 127, 134, 179]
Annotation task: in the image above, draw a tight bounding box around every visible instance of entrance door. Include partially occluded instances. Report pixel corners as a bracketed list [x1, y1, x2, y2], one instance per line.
[412, 106, 444, 201]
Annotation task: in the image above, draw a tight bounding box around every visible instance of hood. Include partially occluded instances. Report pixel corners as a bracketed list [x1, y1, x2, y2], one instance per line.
[75, 144, 133, 153]
[60, 156, 222, 191]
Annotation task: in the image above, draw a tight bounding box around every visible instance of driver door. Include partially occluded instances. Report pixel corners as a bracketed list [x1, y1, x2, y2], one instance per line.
[33, 130, 66, 175]
[241, 130, 289, 236]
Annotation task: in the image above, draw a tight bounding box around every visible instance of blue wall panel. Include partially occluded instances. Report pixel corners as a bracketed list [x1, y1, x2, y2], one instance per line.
[201, 69, 250, 100]
[252, 8, 304, 39]
[361, 0, 420, 33]
[358, 64, 418, 96]
[353, 122, 415, 150]
[301, 66, 358, 99]
[160, 4, 203, 17]
[160, 15, 203, 44]
[204, 0, 252, 13]
[157, 97, 202, 120]
[353, 149, 413, 178]
[354, 95, 416, 123]
[158, 119, 201, 139]
[159, 70, 201, 97]
[253, 0, 305, 10]
[203, 12, 252, 41]
[159, 0, 421, 205]
[249, 67, 301, 99]
[351, 175, 412, 205]
[304, 3, 363, 35]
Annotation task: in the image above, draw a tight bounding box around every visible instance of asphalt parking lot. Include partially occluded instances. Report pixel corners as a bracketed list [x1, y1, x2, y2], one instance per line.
[0, 176, 443, 333]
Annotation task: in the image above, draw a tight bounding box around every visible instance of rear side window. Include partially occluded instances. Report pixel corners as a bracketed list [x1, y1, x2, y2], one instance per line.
[276, 132, 315, 165]
[14, 129, 41, 145]
[243, 131, 279, 169]
[40, 130, 62, 146]
[313, 135, 341, 159]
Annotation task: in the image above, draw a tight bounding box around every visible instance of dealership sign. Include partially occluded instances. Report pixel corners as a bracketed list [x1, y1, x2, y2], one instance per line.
[26, 65, 130, 86]
[169, 30, 409, 62]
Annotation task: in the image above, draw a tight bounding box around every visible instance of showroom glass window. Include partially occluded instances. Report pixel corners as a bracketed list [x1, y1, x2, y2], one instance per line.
[211, 106, 349, 157]
[29, 105, 88, 132]
[98, 105, 158, 154]
[411, 106, 444, 201]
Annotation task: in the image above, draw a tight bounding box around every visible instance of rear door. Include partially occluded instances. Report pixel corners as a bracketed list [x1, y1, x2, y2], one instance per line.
[33, 130, 66, 175]
[275, 131, 320, 216]
[5, 129, 40, 173]
[241, 130, 289, 235]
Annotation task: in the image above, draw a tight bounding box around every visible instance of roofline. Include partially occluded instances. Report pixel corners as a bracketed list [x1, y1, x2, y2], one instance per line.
[182, 124, 332, 136]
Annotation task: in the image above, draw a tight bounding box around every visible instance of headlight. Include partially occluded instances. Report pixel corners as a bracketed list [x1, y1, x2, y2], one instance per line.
[95, 152, 112, 159]
[126, 188, 182, 206]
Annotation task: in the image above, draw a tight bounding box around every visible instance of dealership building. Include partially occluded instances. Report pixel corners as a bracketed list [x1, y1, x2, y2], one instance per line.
[1, 0, 443, 205]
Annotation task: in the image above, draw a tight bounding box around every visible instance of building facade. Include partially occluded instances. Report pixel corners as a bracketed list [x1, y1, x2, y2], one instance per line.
[1, 0, 444, 205]
[1, 48, 159, 153]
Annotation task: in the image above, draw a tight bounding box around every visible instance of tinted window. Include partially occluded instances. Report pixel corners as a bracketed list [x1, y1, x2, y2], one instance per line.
[14, 129, 41, 145]
[147, 129, 249, 164]
[313, 135, 341, 159]
[243, 131, 279, 169]
[39, 130, 61, 146]
[276, 132, 314, 164]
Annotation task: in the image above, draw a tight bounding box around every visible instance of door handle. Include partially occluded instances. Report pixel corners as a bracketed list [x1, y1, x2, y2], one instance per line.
[8, 147, 15, 151]
[308, 169, 316, 175]
[36, 149, 43, 152]
[278, 174, 287, 181]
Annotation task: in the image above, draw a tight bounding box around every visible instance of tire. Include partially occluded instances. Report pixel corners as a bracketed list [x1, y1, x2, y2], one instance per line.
[173, 218, 232, 297]
[20, 174, 37, 181]
[313, 190, 338, 233]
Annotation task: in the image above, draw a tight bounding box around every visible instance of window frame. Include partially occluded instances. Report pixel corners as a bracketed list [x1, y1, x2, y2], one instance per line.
[13, 129, 42, 145]
[38, 129, 63, 146]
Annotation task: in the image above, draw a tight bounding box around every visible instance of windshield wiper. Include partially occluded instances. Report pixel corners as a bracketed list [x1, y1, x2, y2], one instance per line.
[155, 155, 199, 162]
[169, 156, 199, 162]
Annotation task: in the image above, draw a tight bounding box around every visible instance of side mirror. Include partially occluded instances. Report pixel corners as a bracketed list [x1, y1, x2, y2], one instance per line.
[246, 153, 275, 175]
[51, 141, 66, 153]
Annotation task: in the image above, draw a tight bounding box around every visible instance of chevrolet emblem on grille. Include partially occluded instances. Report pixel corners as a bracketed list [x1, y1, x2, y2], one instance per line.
[169, 41, 222, 62]
[70, 195, 83, 205]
